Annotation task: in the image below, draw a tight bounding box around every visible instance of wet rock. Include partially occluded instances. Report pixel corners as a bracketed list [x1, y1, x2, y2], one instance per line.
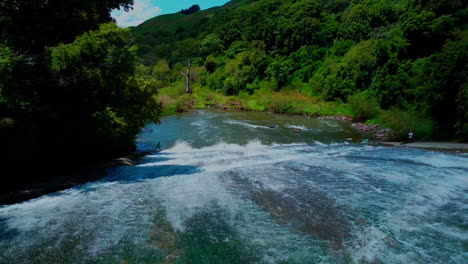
[316, 114, 392, 140]
[228, 101, 242, 109]
[318, 116, 353, 122]
[351, 123, 392, 140]
[214, 103, 228, 110]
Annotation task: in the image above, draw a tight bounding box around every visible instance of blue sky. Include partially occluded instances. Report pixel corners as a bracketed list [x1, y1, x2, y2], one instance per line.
[112, 0, 231, 28]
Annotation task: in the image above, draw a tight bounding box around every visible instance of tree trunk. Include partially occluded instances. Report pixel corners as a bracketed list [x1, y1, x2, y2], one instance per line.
[181, 61, 192, 94]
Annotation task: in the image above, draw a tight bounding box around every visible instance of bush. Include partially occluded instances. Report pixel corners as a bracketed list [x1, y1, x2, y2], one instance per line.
[244, 100, 265, 112]
[348, 93, 380, 121]
[380, 108, 434, 140]
[204, 55, 220, 73]
[175, 94, 195, 113]
[266, 96, 295, 114]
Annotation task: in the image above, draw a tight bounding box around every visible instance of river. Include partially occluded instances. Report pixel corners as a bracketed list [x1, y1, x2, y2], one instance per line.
[0, 110, 467, 263]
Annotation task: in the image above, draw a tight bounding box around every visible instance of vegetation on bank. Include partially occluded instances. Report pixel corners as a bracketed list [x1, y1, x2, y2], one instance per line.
[133, 0, 467, 142]
[155, 81, 433, 140]
[0, 1, 161, 187]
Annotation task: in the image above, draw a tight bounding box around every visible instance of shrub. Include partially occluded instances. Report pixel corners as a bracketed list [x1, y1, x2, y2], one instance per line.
[266, 96, 295, 114]
[204, 55, 220, 73]
[245, 100, 265, 112]
[175, 94, 195, 113]
[380, 108, 433, 140]
[348, 93, 380, 121]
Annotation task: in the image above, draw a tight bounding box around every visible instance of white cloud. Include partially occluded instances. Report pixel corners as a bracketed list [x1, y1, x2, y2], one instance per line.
[112, 0, 162, 28]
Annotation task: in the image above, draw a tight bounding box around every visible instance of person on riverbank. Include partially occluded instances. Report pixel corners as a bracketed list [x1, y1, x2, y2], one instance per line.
[408, 130, 414, 143]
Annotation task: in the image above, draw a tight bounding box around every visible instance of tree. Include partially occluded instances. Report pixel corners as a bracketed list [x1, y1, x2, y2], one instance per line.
[265, 58, 293, 89]
[1, 0, 134, 53]
[182, 61, 193, 94]
[49, 23, 161, 151]
[179, 5, 201, 15]
[0, 0, 164, 186]
[201, 34, 225, 56]
[152, 59, 173, 86]
[204, 55, 220, 73]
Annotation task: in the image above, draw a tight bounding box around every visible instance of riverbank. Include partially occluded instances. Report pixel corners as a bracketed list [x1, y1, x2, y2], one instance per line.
[157, 85, 440, 142]
[159, 84, 468, 148]
[0, 153, 145, 206]
[158, 85, 399, 140]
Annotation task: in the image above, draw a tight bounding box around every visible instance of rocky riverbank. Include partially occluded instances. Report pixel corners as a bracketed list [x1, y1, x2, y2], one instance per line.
[318, 115, 393, 140]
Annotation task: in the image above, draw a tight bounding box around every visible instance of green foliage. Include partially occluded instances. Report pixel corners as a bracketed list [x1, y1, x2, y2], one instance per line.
[152, 59, 173, 86]
[379, 109, 434, 140]
[0, 45, 24, 110]
[200, 34, 225, 56]
[1, 0, 134, 53]
[348, 93, 380, 122]
[49, 23, 161, 147]
[0, 0, 165, 186]
[175, 94, 195, 113]
[205, 50, 265, 95]
[310, 39, 382, 101]
[266, 96, 295, 114]
[204, 55, 220, 73]
[369, 58, 412, 108]
[330, 40, 354, 56]
[0, 45, 18, 81]
[265, 58, 294, 88]
[415, 30, 468, 139]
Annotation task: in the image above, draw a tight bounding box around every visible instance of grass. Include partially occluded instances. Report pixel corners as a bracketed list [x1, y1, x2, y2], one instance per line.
[379, 109, 433, 140]
[365, 110, 434, 140]
[158, 84, 353, 117]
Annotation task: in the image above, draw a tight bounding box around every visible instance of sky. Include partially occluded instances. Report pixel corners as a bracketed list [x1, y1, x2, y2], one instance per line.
[112, 0, 231, 28]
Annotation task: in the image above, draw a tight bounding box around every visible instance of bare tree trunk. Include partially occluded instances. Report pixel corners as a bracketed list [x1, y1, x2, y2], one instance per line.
[181, 60, 192, 94]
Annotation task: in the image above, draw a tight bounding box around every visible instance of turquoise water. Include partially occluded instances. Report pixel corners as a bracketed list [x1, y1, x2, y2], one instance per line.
[1, 110, 467, 263]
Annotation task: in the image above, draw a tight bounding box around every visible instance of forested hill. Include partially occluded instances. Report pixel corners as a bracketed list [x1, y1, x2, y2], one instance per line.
[133, 0, 468, 141]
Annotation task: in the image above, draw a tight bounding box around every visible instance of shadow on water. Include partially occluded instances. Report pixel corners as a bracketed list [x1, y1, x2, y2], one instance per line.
[91, 151, 203, 184]
[104, 165, 201, 183]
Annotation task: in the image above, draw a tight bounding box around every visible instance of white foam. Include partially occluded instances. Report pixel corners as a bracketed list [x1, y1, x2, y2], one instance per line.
[286, 124, 312, 131]
[1, 136, 466, 263]
[223, 119, 268, 129]
[413, 153, 468, 169]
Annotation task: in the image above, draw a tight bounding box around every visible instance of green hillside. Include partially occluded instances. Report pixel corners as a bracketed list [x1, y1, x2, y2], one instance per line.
[132, 9, 214, 36]
[132, 0, 252, 36]
[132, 0, 468, 141]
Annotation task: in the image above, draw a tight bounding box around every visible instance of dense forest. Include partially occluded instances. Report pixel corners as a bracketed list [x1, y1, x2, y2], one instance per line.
[0, 0, 161, 189]
[133, 0, 467, 141]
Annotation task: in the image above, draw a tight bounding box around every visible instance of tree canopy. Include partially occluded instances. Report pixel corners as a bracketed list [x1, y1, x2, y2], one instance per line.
[0, 0, 162, 188]
[179, 5, 201, 15]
